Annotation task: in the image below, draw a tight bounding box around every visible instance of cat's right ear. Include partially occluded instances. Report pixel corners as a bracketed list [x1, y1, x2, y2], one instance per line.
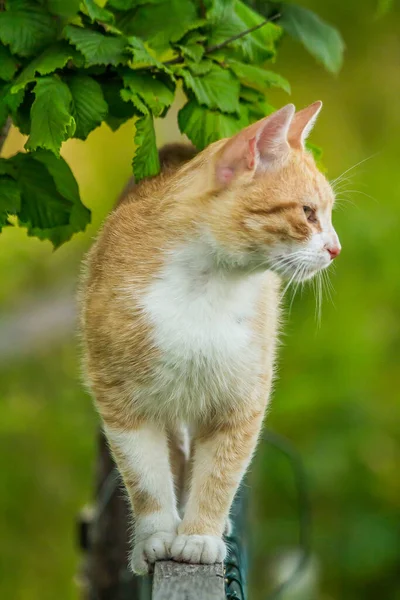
[215, 104, 295, 186]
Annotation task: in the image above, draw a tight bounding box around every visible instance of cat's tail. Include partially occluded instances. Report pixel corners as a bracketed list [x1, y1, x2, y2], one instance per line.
[116, 143, 197, 206]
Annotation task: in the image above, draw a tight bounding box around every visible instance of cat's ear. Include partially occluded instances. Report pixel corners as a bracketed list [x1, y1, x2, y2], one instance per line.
[215, 104, 295, 185]
[288, 101, 322, 150]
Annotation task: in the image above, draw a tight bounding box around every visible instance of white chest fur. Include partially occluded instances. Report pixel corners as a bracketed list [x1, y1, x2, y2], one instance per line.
[138, 243, 271, 422]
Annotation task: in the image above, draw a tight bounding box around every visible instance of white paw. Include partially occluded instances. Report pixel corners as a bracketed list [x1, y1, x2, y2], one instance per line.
[170, 534, 226, 564]
[131, 532, 175, 574]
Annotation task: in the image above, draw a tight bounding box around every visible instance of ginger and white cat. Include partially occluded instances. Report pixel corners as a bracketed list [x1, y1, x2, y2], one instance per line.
[79, 102, 341, 573]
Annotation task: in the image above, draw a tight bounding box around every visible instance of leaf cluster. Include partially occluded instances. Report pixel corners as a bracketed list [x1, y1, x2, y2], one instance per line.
[0, 0, 344, 246]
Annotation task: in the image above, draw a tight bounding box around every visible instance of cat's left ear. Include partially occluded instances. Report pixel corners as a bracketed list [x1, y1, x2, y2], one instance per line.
[288, 101, 322, 150]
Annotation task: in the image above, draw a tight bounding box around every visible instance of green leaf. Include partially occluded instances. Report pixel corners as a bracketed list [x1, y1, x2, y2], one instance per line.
[10, 87, 33, 135]
[108, 0, 165, 8]
[0, 176, 21, 229]
[208, 3, 281, 63]
[12, 42, 83, 94]
[100, 77, 136, 130]
[238, 85, 275, 122]
[177, 64, 240, 114]
[122, 71, 174, 117]
[10, 151, 90, 246]
[46, 0, 81, 18]
[25, 76, 75, 156]
[0, 85, 9, 130]
[175, 31, 206, 63]
[120, 87, 149, 115]
[0, 82, 24, 129]
[278, 3, 345, 73]
[176, 42, 204, 63]
[227, 60, 291, 94]
[206, 0, 235, 22]
[32, 150, 91, 240]
[65, 75, 108, 140]
[13, 154, 71, 233]
[0, 45, 19, 81]
[126, 37, 156, 67]
[235, 1, 282, 50]
[132, 114, 160, 181]
[117, 0, 198, 53]
[83, 0, 115, 25]
[178, 99, 249, 149]
[126, 37, 161, 67]
[65, 25, 127, 67]
[184, 58, 213, 76]
[0, 1, 58, 58]
[0, 158, 17, 177]
[126, 37, 174, 80]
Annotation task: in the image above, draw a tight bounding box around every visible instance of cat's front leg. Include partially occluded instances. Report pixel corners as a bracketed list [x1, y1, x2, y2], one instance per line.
[171, 405, 265, 564]
[104, 421, 181, 574]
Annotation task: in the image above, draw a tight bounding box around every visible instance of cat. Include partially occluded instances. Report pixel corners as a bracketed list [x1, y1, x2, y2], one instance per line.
[79, 102, 341, 574]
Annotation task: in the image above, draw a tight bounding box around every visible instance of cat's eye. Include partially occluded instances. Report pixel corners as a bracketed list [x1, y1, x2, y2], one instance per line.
[303, 205, 317, 223]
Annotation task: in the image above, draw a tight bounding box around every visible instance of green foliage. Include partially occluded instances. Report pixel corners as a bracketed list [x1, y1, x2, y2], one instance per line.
[277, 3, 345, 73]
[66, 74, 108, 139]
[132, 114, 160, 180]
[178, 98, 248, 148]
[0, 150, 90, 246]
[176, 64, 241, 114]
[25, 76, 76, 155]
[0, 0, 344, 246]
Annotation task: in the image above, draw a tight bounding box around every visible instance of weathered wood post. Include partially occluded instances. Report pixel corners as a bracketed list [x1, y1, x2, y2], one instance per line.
[152, 562, 225, 600]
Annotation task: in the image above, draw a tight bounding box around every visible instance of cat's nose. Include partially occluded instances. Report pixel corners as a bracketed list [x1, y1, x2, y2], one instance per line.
[326, 245, 341, 259]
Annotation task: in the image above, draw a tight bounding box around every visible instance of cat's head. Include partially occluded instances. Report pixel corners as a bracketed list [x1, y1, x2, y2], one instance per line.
[203, 102, 340, 281]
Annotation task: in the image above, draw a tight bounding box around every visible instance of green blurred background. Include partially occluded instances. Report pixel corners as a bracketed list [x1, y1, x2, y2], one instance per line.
[1, 1, 399, 598]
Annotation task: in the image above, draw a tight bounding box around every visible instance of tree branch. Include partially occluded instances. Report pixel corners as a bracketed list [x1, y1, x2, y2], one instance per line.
[0, 117, 12, 156]
[205, 13, 280, 54]
[158, 13, 280, 70]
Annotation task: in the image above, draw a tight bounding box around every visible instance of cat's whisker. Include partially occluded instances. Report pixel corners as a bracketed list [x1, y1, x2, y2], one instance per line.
[335, 196, 359, 210]
[321, 268, 335, 307]
[338, 189, 378, 204]
[331, 177, 358, 193]
[280, 262, 303, 297]
[288, 263, 309, 314]
[330, 153, 378, 187]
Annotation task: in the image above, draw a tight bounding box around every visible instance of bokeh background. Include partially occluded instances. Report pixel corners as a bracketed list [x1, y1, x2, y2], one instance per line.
[1, 1, 399, 598]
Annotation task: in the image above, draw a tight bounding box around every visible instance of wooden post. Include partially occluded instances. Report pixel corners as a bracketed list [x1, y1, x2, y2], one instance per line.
[78, 431, 143, 599]
[152, 562, 225, 600]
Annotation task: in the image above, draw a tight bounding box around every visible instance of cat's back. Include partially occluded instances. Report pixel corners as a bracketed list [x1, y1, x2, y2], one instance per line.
[83, 143, 198, 295]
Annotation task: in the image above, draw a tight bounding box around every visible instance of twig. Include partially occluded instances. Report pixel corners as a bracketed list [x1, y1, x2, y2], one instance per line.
[163, 55, 186, 67]
[152, 13, 280, 70]
[205, 13, 280, 54]
[0, 117, 12, 155]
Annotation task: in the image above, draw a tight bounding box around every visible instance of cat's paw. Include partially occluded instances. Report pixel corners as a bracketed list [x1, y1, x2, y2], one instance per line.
[131, 532, 175, 574]
[170, 534, 226, 564]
